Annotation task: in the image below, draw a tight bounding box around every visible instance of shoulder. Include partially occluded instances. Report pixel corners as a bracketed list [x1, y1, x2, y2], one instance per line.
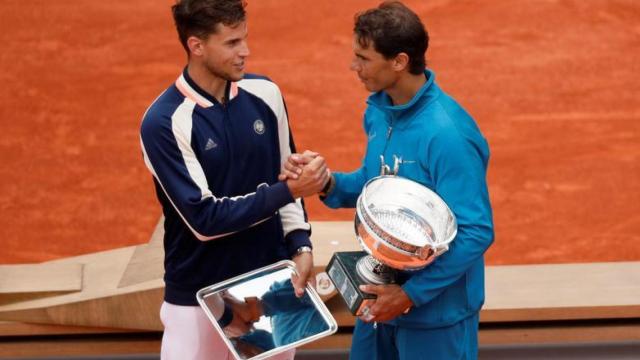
[419, 90, 469, 134]
[141, 86, 192, 136]
[239, 73, 281, 95]
[237, 73, 285, 112]
[243, 73, 274, 82]
[419, 93, 489, 163]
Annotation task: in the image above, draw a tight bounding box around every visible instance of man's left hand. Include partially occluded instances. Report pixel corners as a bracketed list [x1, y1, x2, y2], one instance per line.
[291, 251, 315, 298]
[359, 284, 413, 323]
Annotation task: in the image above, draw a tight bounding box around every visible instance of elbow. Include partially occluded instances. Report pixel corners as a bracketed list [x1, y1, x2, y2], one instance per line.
[480, 224, 495, 250]
[183, 217, 228, 242]
[463, 222, 494, 251]
[193, 231, 217, 242]
[189, 226, 219, 242]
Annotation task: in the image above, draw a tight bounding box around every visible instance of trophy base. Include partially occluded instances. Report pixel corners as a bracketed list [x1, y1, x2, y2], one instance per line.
[326, 251, 400, 316]
[355, 255, 396, 285]
[326, 251, 373, 316]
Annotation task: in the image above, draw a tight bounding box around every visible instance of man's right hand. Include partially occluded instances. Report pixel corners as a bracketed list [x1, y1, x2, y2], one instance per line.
[278, 150, 318, 181]
[285, 155, 330, 198]
[222, 308, 252, 338]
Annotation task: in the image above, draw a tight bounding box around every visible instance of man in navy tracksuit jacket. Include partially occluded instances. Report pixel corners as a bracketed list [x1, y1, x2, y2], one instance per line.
[141, 69, 317, 305]
[282, 2, 494, 359]
[140, 1, 328, 358]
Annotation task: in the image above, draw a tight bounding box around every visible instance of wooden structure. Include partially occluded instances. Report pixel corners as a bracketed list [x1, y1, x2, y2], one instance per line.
[1, 220, 639, 357]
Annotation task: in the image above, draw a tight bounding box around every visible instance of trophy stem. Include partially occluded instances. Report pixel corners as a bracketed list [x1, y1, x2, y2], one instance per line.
[355, 255, 396, 285]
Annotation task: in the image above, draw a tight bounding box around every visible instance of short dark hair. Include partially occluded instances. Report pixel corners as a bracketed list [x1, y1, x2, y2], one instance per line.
[354, 1, 428, 75]
[172, 0, 246, 53]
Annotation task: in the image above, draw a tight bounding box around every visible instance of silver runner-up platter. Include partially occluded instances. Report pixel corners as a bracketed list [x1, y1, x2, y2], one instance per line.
[326, 175, 458, 317]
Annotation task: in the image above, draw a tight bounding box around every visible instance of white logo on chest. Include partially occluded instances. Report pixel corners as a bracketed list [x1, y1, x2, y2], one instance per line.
[368, 130, 377, 141]
[204, 138, 217, 150]
[253, 119, 265, 135]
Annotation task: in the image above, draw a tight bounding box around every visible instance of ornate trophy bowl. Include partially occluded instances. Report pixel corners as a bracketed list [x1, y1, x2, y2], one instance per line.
[326, 175, 457, 315]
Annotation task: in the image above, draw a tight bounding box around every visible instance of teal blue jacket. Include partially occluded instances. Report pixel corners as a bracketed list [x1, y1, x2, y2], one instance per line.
[323, 70, 494, 328]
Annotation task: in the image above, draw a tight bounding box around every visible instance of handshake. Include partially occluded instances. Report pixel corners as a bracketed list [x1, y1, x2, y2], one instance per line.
[280, 150, 333, 199]
[222, 295, 263, 338]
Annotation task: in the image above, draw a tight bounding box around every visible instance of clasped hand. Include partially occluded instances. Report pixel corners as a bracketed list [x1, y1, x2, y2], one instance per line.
[280, 150, 331, 199]
[222, 296, 262, 338]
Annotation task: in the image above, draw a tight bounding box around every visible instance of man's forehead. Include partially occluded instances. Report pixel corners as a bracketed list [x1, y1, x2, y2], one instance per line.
[352, 35, 378, 55]
[353, 35, 369, 49]
[212, 21, 247, 38]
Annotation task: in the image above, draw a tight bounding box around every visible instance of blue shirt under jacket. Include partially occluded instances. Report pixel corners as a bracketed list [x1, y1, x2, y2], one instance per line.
[323, 69, 494, 328]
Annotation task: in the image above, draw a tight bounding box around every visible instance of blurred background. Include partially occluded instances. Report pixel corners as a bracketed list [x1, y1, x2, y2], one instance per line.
[0, 0, 638, 265]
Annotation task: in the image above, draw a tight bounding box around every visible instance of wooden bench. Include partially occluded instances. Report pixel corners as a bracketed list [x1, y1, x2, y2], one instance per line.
[0, 220, 638, 357]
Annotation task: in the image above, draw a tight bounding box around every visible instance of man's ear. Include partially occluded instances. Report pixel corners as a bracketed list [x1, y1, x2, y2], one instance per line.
[392, 52, 410, 72]
[187, 36, 204, 57]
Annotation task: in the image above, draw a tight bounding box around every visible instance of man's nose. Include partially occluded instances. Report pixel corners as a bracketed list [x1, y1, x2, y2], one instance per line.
[239, 41, 250, 57]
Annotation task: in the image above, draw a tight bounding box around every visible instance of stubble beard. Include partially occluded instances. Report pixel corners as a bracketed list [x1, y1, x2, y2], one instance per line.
[205, 62, 244, 83]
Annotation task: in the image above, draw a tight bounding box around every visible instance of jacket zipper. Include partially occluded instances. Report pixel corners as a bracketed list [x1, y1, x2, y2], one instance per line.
[381, 114, 395, 161]
[221, 100, 234, 168]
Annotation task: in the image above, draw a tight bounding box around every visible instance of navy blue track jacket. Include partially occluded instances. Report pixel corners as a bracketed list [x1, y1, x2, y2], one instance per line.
[140, 69, 311, 305]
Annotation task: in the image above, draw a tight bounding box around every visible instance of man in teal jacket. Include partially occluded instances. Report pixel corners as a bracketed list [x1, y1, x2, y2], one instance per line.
[282, 2, 494, 359]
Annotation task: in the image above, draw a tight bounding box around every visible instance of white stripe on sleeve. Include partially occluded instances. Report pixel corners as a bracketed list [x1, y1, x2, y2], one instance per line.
[141, 98, 271, 241]
[238, 79, 311, 236]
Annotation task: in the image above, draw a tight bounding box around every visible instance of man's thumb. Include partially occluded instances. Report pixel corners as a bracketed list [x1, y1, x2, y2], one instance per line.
[359, 284, 377, 294]
[293, 276, 306, 297]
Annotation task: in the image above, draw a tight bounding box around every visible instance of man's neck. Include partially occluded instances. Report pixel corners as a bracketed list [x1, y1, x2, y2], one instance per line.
[385, 71, 426, 106]
[186, 62, 227, 104]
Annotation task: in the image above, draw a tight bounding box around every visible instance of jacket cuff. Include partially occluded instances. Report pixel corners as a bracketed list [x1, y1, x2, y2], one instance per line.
[401, 279, 441, 308]
[267, 181, 296, 208]
[285, 229, 312, 258]
[320, 173, 344, 209]
[401, 282, 418, 307]
[217, 303, 234, 328]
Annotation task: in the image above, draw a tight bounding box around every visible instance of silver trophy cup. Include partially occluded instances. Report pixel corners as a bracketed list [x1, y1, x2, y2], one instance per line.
[326, 175, 457, 316]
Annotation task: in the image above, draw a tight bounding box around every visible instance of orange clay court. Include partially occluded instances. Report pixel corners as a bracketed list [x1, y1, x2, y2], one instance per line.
[0, 0, 638, 266]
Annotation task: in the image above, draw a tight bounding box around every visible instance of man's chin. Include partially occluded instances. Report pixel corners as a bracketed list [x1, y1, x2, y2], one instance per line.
[359, 79, 378, 92]
[229, 71, 245, 82]
[364, 83, 380, 92]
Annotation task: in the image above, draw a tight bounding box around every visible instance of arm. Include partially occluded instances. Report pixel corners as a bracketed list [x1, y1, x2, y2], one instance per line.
[140, 104, 294, 241]
[280, 108, 371, 210]
[238, 78, 321, 297]
[321, 167, 368, 209]
[236, 77, 316, 253]
[280, 156, 367, 209]
[401, 127, 494, 307]
[273, 91, 313, 256]
[320, 110, 372, 209]
[207, 294, 251, 337]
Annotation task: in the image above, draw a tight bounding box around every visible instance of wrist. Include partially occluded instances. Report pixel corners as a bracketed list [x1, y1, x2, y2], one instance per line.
[244, 296, 262, 322]
[285, 230, 311, 258]
[319, 174, 335, 198]
[284, 179, 300, 200]
[400, 284, 417, 308]
[217, 303, 234, 328]
[293, 245, 312, 258]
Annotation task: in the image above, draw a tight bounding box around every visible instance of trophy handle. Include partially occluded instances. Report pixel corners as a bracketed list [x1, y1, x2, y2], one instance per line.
[434, 245, 449, 257]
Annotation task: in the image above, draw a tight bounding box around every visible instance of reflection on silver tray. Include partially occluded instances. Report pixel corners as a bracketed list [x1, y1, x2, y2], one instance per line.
[197, 260, 338, 360]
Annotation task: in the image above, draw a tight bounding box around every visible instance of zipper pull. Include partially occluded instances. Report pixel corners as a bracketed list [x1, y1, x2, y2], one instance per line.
[386, 126, 393, 139]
